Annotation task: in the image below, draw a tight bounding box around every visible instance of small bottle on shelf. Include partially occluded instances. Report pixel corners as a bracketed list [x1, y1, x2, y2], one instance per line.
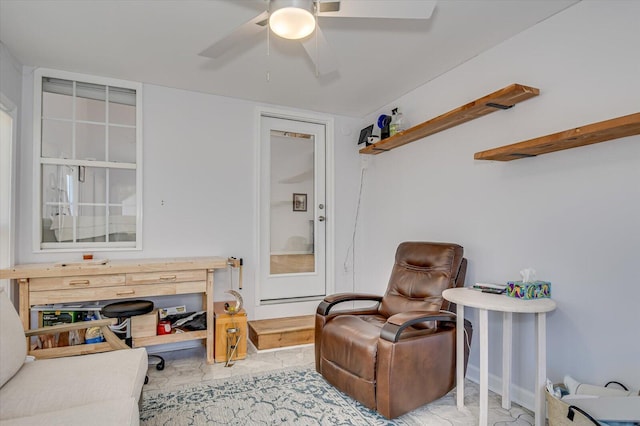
[389, 108, 399, 136]
[389, 108, 407, 136]
[395, 109, 406, 132]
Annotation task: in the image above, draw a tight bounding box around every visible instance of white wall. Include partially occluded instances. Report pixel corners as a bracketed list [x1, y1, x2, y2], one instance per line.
[0, 43, 22, 106]
[357, 1, 640, 407]
[16, 71, 362, 319]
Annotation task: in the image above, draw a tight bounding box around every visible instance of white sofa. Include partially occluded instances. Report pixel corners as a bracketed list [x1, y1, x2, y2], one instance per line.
[0, 289, 148, 425]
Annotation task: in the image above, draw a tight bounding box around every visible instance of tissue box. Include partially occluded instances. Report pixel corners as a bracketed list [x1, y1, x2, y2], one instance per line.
[506, 281, 551, 299]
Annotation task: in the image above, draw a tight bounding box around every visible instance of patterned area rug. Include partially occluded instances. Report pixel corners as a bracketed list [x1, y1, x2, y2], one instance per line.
[141, 366, 397, 425]
[140, 365, 532, 425]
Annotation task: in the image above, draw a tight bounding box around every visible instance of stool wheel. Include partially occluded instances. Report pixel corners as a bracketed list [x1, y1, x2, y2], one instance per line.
[156, 360, 165, 371]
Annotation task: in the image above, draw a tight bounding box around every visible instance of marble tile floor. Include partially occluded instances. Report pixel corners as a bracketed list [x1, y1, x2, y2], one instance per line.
[144, 344, 535, 425]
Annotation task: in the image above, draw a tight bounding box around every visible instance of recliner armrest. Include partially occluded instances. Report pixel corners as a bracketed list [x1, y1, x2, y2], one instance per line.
[381, 311, 460, 343]
[317, 293, 382, 315]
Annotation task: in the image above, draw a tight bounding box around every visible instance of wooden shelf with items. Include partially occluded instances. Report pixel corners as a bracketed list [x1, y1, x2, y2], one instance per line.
[359, 83, 540, 155]
[474, 112, 640, 161]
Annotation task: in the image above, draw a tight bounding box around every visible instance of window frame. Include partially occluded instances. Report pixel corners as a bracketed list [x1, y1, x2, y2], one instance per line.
[32, 68, 143, 252]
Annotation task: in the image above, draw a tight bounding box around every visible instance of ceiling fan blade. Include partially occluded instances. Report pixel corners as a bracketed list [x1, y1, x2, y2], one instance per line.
[301, 26, 338, 76]
[199, 11, 269, 58]
[317, 0, 436, 20]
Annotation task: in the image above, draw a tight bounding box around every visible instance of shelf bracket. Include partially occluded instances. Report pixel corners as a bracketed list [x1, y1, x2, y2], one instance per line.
[485, 102, 513, 110]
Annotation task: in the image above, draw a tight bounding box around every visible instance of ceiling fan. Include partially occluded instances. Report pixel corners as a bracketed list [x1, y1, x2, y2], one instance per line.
[199, 0, 437, 76]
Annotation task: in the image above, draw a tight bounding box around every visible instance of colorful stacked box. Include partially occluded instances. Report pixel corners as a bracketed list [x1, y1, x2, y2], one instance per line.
[506, 281, 551, 299]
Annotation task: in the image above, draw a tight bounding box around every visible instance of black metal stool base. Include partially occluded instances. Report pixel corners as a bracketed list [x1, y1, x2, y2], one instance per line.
[101, 300, 164, 384]
[149, 354, 165, 371]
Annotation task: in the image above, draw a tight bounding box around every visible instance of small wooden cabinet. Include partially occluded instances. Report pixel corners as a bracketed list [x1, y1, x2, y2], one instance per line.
[0, 257, 228, 364]
[214, 302, 247, 363]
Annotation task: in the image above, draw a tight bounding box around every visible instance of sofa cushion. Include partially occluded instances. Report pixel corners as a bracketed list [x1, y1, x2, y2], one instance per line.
[0, 397, 139, 426]
[0, 289, 27, 388]
[0, 347, 147, 420]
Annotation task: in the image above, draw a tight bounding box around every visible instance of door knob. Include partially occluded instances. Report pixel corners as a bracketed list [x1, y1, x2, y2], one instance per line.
[318, 216, 326, 222]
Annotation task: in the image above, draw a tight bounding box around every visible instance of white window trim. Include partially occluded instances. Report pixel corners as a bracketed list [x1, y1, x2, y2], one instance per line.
[32, 68, 143, 252]
[1, 93, 18, 300]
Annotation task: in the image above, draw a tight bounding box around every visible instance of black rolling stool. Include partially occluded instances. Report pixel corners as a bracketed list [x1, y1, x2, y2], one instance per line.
[101, 300, 165, 383]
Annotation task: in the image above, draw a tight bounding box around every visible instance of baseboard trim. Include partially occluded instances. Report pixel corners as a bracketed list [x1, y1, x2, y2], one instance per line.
[466, 364, 535, 411]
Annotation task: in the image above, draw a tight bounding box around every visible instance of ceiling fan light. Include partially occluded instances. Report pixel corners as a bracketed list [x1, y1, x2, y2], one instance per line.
[270, 5, 315, 40]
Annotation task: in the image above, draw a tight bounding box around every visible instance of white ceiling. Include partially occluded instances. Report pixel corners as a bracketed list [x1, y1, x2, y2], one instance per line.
[0, 0, 579, 117]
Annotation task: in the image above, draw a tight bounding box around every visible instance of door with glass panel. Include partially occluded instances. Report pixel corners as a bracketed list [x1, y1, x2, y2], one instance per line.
[260, 115, 326, 301]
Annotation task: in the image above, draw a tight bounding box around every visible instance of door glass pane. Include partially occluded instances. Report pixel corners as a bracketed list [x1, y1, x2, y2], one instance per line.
[269, 130, 315, 275]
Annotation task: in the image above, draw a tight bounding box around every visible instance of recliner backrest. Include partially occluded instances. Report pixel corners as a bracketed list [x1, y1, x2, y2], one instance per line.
[378, 242, 464, 319]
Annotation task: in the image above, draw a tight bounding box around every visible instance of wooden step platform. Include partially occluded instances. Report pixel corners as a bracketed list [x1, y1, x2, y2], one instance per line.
[248, 315, 315, 350]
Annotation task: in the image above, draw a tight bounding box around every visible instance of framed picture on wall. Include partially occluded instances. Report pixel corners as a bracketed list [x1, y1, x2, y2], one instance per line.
[293, 193, 307, 212]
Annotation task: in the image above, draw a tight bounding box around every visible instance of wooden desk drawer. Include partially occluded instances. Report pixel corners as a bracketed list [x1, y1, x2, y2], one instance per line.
[30, 274, 125, 291]
[30, 281, 207, 305]
[126, 270, 206, 285]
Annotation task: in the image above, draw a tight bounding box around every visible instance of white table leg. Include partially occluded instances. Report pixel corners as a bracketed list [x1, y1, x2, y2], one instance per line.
[456, 303, 465, 409]
[502, 311, 512, 410]
[479, 308, 488, 426]
[535, 313, 547, 426]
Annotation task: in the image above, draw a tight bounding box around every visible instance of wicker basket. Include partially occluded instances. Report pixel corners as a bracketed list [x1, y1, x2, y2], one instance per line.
[546, 389, 600, 426]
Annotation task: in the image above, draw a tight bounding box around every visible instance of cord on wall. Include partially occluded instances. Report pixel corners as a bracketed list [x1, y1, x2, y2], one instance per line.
[343, 158, 367, 293]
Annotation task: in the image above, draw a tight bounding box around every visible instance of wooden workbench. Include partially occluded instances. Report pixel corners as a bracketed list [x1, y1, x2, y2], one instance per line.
[0, 257, 228, 363]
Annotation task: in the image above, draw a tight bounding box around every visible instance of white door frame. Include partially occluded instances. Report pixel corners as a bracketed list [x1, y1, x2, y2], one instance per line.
[0, 93, 17, 303]
[254, 107, 335, 319]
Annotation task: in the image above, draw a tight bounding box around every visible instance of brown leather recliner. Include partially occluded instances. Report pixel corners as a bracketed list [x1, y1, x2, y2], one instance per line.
[315, 241, 473, 419]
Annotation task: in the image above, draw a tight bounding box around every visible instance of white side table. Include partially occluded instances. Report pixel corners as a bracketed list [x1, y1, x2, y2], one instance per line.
[442, 287, 556, 426]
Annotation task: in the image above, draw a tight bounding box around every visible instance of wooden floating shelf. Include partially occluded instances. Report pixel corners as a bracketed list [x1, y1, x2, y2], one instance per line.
[359, 83, 539, 155]
[474, 112, 640, 161]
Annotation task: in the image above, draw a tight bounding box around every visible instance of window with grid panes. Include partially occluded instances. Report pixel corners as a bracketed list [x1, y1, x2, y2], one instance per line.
[34, 69, 142, 251]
